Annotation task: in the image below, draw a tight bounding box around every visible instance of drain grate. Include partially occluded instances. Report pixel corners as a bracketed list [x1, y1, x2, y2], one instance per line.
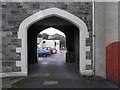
[43, 81, 58, 85]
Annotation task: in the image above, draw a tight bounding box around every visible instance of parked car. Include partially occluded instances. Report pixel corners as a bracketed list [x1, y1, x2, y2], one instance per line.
[42, 47, 51, 55]
[43, 47, 53, 54]
[52, 48, 57, 54]
[37, 48, 50, 57]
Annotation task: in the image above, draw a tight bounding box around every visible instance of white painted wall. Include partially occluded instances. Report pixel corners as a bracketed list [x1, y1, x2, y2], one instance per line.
[95, 2, 106, 78]
[95, 2, 119, 78]
[105, 2, 118, 46]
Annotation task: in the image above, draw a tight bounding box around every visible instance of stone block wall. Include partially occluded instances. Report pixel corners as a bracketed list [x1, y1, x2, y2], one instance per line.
[0, 2, 2, 73]
[1, 2, 92, 73]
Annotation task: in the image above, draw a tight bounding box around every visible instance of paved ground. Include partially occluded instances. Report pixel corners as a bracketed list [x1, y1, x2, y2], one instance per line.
[3, 50, 119, 89]
[2, 76, 25, 89]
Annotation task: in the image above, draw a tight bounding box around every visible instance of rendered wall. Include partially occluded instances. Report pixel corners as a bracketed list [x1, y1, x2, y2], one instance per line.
[105, 2, 118, 46]
[105, 2, 119, 85]
[95, 2, 106, 78]
[95, 2, 119, 79]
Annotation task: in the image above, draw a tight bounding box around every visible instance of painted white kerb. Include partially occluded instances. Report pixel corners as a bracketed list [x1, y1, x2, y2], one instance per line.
[17, 8, 93, 76]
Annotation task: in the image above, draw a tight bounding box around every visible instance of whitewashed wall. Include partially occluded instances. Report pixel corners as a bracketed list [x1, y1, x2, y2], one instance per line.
[95, 2, 118, 78]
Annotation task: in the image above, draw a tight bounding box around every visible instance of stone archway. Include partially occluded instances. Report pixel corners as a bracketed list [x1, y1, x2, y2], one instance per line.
[17, 7, 93, 76]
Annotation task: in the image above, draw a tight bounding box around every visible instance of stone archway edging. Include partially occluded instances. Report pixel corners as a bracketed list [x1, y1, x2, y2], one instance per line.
[16, 7, 93, 76]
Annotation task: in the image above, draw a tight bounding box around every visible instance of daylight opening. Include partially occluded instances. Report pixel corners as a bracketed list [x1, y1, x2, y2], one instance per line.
[37, 27, 66, 63]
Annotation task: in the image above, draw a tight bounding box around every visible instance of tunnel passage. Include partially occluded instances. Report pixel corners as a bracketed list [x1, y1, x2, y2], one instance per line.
[27, 16, 79, 72]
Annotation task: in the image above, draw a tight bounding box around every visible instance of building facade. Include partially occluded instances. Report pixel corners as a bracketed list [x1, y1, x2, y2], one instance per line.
[0, 0, 119, 85]
[38, 39, 60, 53]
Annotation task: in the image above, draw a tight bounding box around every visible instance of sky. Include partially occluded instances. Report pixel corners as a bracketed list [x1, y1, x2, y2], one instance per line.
[40, 27, 65, 37]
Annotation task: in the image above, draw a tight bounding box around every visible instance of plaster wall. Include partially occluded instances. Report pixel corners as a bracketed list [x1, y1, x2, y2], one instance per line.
[105, 2, 118, 46]
[95, 2, 106, 78]
[95, 2, 119, 78]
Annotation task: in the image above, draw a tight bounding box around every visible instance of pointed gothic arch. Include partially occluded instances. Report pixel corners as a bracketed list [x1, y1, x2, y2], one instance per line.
[17, 7, 93, 75]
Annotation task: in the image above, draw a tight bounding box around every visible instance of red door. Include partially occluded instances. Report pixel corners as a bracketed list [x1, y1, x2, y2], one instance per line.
[106, 42, 120, 85]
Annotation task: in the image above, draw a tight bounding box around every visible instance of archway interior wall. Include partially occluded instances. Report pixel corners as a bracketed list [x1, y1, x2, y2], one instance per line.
[27, 16, 80, 66]
[27, 25, 79, 65]
[1, 2, 93, 77]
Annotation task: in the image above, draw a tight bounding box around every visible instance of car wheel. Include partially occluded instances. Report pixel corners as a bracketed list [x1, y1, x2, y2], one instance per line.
[43, 54, 47, 57]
